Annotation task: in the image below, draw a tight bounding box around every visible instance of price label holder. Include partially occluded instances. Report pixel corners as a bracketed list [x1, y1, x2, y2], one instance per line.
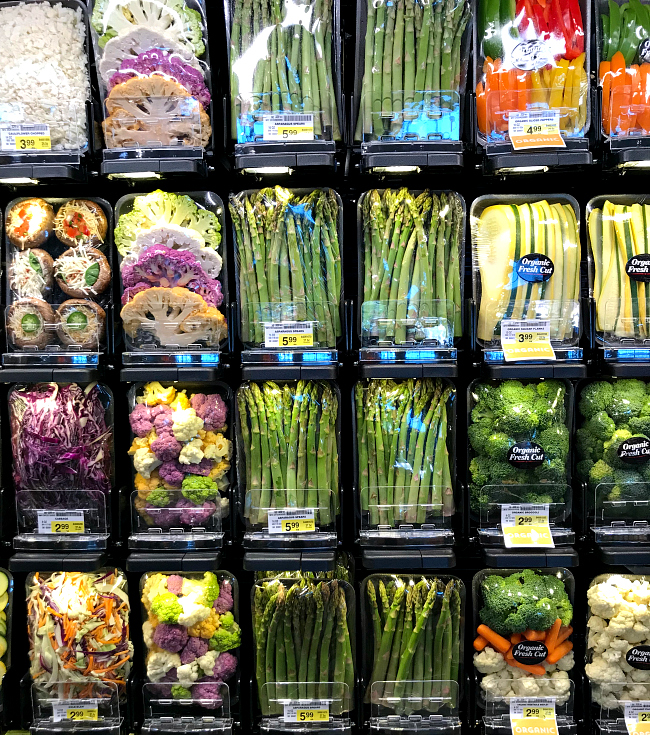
[268, 509, 316, 534]
[0, 123, 51, 151]
[263, 114, 315, 141]
[508, 110, 566, 151]
[501, 319, 556, 362]
[625, 702, 650, 734]
[510, 698, 558, 735]
[264, 322, 315, 349]
[283, 700, 330, 723]
[52, 702, 98, 723]
[501, 504, 554, 548]
[37, 511, 85, 535]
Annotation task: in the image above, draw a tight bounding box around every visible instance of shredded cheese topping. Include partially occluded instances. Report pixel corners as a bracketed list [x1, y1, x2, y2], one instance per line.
[7, 303, 46, 335]
[10, 253, 47, 298]
[55, 248, 102, 294]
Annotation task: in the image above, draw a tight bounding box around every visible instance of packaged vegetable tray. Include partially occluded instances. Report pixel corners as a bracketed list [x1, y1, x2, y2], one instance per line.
[4, 197, 114, 361]
[252, 575, 355, 721]
[354, 378, 456, 544]
[468, 378, 573, 543]
[361, 574, 463, 730]
[226, 0, 342, 146]
[470, 195, 581, 351]
[89, 0, 214, 153]
[0, 570, 13, 701]
[141, 571, 239, 716]
[229, 187, 343, 352]
[357, 190, 465, 348]
[115, 191, 228, 357]
[236, 379, 340, 544]
[127, 381, 233, 548]
[472, 569, 575, 716]
[353, 0, 471, 144]
[474, 0, 589, 146]
[10, 382, 114, 547]
[576, 378, 650, 542]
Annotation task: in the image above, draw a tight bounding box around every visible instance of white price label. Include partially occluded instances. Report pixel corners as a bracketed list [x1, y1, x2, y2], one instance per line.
[0, 123, 51, 151]
[37, 510, 85, 535]
[263, 114, 314, 141]
[52, 701, 98, 723]
[264, 321, 314, 348]
[510, 698, 558, 735]
[501, 504, 554, 548]
[508, 110, 565, 150]
[268, 508, 316, 534]
[625, 701, 650, 734]
[284, 700, 330, 723]
[501, 319, 555, 362]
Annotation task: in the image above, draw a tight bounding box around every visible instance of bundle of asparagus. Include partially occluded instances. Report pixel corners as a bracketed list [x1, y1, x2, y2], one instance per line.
[360, 189, 463, 345]
[238, 380, 339, 526]
[355, 0, 470, 141]
[254, 578, 354, 716]
[364, 575, 462, 711]
[230, 187, 342, 348]
[355, 379, 454, 527]
[229, 0, 340, 142]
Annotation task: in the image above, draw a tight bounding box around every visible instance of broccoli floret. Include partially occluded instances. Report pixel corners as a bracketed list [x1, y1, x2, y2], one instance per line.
[489, 461, 522, 485]
[536, 380, 567, 402]
[537, 424, 570, 462]
[470, 484, 490, 512]
[471, 403, 496, 425]
[209, 622, 242, 652]
[589, 459, 616, 488]
[171, 685, 192, 700]
[628, 416, 650, 436]
[534, 458, 568, 485]
[534, 397, 567, 429]
[577, 459, 595, 482]
[181, 475, 219, 505]
[521, 492, 555, 504]
[579, 381, 615, 419]
[491, 381, 537, 413]
[575, 426, 604, 462]
[608, 470, 648, 501]
[470, 456, 492, 487]
[584, 411, 617, 441]
[485, 432, 516, 459]
[519, 598, 559, 631]
[151, 593, 183, 624]
[468, 420, 494, 455]
[148, 489, 171, 508]
[603, 430, 635, 468]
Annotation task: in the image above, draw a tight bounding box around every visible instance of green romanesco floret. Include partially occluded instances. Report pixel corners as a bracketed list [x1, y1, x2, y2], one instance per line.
[181, 476, 219, 505]
[171, 685, 192, 699]
[537, 424, 570, 461]
[603, 430, 635, 468]
[148, 489, 171, 508]
[201, 571, 220, 607]
[589, 459, 615, 488]
[470, 456, 492, 487]
[209, 621, 241, 652]
[219, 611, 235, 628]
[468, 420, 494, 455]
[584, 412, 617, 441]
[576, 426, 604, 462]
[579, 381, 615, 419]
[151, 593, 183, 624]
[577, 459, 595, 481]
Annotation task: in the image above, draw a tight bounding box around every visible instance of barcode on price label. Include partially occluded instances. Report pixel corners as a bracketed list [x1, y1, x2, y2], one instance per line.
[37, 510, 85, 535]
[263, 114, 314, 141]
[508, 110, 565, 150]
[268, 509, 316, 534]
[501, 319, 555, 361]
[264, 321, 314, 348]
[0, 123, 51, 151]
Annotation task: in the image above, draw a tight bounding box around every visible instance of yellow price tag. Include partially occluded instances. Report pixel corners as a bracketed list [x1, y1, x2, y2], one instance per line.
[523, 708, 555, 719]
[66, 708, 98, 721]
[282, 518, 316, 533]
[515, 515, 548, 526]
[508, 110, 565, 150]
[296, 709, 329, 722]
[277, 125, 314, 139]
[279, 333, 313, 347]
[501, 319, 555, 362]
[15, 135, 51, 150]
[51, 521, 85, 534]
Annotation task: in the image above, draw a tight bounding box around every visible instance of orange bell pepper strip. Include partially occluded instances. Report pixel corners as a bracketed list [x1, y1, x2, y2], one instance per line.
[517, 69, 530, 111]
[600, 61, 612, 134]
[508, 67, 519, 112]
[637, 64, 650, 132]
[477, 82, 487, 135]
[631, 64, 643, 132]
[486, 58, 501, 135]
[610, 51, 628, 136]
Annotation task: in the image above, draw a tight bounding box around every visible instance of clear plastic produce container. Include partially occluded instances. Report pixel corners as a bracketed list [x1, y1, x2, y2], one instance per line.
[9, 382, 114, 550]
[356, 190, 465, 356]
[26, 568, 130, 735]
[251, 575, 355, 728]
[127, 381, 233, 550]
[140, 571, 239, 732]
[470, 195, 582, 361]
[575, 378, 650, 543]
[472, 569, 576, 732]
[115, 190, 228, 365]
[468, 378, 574, 546]
[230, 187, 343, 358]
[0, 570, 13, 717]
[88, 0, 214, 166]
[3, 197, 114, 366]
[353, 377, 456, 546]
[236, 379, 340, 548]
[361, 573, 463, 733]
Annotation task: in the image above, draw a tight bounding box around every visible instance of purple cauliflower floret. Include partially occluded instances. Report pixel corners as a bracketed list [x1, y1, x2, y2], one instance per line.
[129, 403, 154, 437]
[162, 669, 178, 683]
[183, 457, 215, 477]
[166, 575, 184, 596]
[150, 683, 173, 697]
[180, 636, 209, 664]
[158, 460, 184, 487]
[108, 48, 211, 109]
[153, 623, 188, 653]
[121, 282, 151, 305]
[150, 430, 182, 462]
[212, 652, 238, 682]
[191, 682, 222, 710]
[145, 504, 176, 528]
[186, 277, 223, 308]
[177, 498, 216, 526]
[213, 581, 233, 614]
[153, 407, 173, 433]
[190, 393, 228, 432]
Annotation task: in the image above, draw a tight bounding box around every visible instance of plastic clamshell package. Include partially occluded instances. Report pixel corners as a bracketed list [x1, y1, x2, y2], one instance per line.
[0, 570, 13, 694]
[356, 190, 466, 349]
[353, 0, 472, 144]
[140, 571, 239, 720]
[251, 575, 355, 722]
[236, 379, 341, 544]
[470, 194, 582, 351]
[473, 0, 590, 146]
[114, 190, 228, 357]
[127, 381, 234, 548]
[88, 0, 214, 153]
[4, 197, 114, 361]
[226, 0, 343, 146]
[230, 187, 343, 352]
[360, 573, 464, 729]
[353, 377, 456, 545]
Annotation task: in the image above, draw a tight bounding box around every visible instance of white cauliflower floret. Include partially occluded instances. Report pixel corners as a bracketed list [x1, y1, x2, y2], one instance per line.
[511, 677, 542, 696]
[585, 657, 627, 687]
[177, 593, 211, 627]
[146, 651, 181, 682]
[473, 647, 507, 674]
[626, 684, 650, 700]
[591, 632, 613, 654]
[588, 582, 624, 619]
[628, 580, 650, 606]
[548, 671, 571, 704]
[602, 648, 623, 664]
[626, 622, 650, 643]
[480, 672, 514, 698]
[588, 616, 607, 633]
[172, 408, 204, 442]
[142, 621, 155, 649]
[592, 686, 621, 709]
[178, 438, 204, 465]
[621, 600, 650, 620]
[197, 650, 219, 677]
[610, 638, 633, 651]
[176, 661, 200, 687]
[630, 669, 650, 683]
[543, 663, 557, 673]
[556, 651, 574, 671]
[510, 668, 528, 679]
[133, 448, 161, 479]
[608, 610, 637, 640]
[609, 576, 636, 593]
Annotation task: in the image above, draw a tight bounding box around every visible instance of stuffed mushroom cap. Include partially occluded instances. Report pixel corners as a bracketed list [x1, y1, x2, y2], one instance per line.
[54, 247, 111, 298]
[54, 200, 108, 248]
[6, 298, 55, 349]
[56, 300, 106, 349]
[9, 249, 54, 299]
[6, 198, 55, 250]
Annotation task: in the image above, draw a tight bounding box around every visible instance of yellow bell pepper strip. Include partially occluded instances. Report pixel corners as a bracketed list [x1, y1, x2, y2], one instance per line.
[549, 58, 570, 110]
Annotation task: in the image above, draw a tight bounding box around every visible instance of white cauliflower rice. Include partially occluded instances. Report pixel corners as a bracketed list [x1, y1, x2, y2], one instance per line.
[0, 2, 90, 150]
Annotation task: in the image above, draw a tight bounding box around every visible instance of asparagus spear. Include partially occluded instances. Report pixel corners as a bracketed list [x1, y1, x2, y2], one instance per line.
[366, 582, 406, 702]
[298, 587, 316, 699]
[284, 584, 299, 700]
[256, 587, 279, 715]
[265, 584, 285, 713]
[367, 579, 383, 667]
[319, 580, 338, 699]
[307, 582, 328, 699]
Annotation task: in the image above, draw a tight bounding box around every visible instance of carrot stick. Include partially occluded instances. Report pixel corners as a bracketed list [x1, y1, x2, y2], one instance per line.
[556, 626, 573, 646]
[523, 629, 547, 641]
[547, 640, 573, 664]
[474, 635, 489, 651]
[600, 61, 612, 134]
[477, 624, 512, 654]
[545, 618, 563, 653]
[507, 659, 547, 675]
[506, 645, 514, 661]
[511, 633, 523, 644]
